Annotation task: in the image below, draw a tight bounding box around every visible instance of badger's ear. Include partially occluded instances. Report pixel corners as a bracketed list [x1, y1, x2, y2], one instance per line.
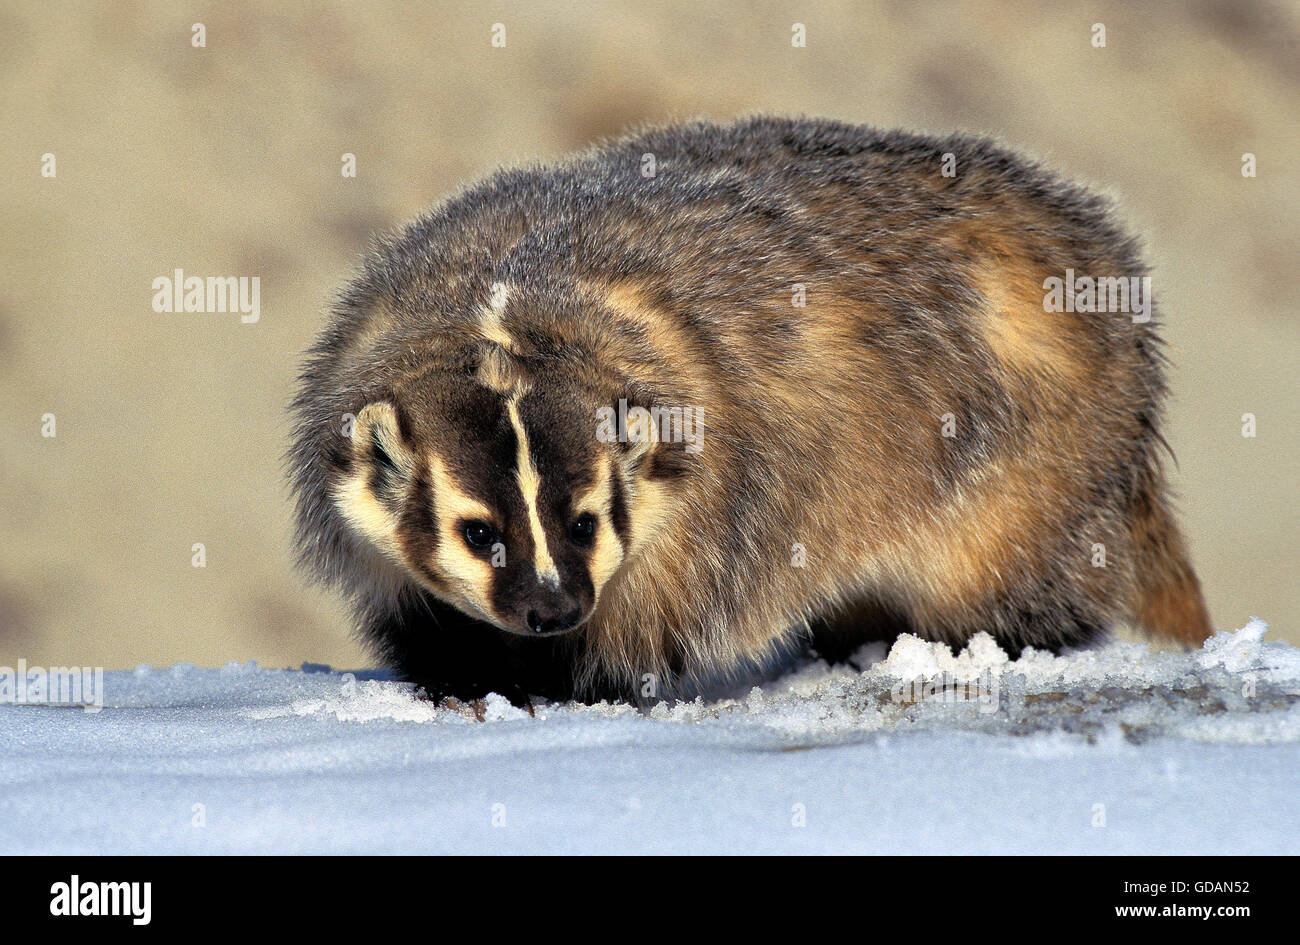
[620, 401, 660, 465]
[333, 401, 416, 554]
[610, 399, 696, 482]
[352, 401, 415, 495]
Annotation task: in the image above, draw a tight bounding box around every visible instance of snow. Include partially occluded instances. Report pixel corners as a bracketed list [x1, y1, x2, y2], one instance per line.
[2, 619, 1298, 854]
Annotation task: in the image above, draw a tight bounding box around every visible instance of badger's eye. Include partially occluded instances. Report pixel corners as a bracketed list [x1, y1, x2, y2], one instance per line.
[569, 512, 597, 547]
[463, 520, 496, 550]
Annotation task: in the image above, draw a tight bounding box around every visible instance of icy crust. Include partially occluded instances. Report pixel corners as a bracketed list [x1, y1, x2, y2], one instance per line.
[641, 619, 1300, 744]
[3, 621, 1297, 855]
[227, 619, 1300, 745]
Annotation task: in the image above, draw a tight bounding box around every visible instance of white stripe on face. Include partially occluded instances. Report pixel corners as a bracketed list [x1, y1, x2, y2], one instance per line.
[506, 395, 561, 588]
[477, 282, 516, 351]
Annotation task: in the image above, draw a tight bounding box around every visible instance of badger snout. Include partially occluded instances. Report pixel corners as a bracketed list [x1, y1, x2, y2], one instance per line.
[520, 594, 583, 635]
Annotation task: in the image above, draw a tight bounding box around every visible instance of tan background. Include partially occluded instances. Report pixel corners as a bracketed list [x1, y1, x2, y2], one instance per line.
[1, 0, 1297, 670]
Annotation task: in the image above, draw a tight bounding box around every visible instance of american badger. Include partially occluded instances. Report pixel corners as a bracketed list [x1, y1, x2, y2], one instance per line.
[289, 116, 1213, 704]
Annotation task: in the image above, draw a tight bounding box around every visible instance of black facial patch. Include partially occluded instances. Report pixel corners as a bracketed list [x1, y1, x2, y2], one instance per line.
[608, 469, 630, 545]
[397, 462, 440, 588]
[436, 385, 522, 502]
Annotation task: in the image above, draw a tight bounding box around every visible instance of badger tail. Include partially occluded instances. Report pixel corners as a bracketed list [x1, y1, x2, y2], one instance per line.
[1128, 458, 1213, 646]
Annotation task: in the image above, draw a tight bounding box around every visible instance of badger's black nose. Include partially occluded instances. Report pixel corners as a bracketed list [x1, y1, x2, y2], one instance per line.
[525, 606, 582, 635]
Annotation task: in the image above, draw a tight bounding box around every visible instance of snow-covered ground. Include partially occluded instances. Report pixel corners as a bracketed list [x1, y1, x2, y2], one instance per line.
[3, 620, 1297, 854]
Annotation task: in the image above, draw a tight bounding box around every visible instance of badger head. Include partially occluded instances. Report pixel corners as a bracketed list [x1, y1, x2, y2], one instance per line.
[326, 329, 695, 638]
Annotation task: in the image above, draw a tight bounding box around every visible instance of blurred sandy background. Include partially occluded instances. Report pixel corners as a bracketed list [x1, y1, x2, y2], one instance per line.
[1, 0, 1296, 671]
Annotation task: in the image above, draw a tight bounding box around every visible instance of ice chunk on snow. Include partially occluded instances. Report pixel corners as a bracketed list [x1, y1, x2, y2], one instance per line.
[875, 630, 1010, 679]
[1196, 617, 1300, 681]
